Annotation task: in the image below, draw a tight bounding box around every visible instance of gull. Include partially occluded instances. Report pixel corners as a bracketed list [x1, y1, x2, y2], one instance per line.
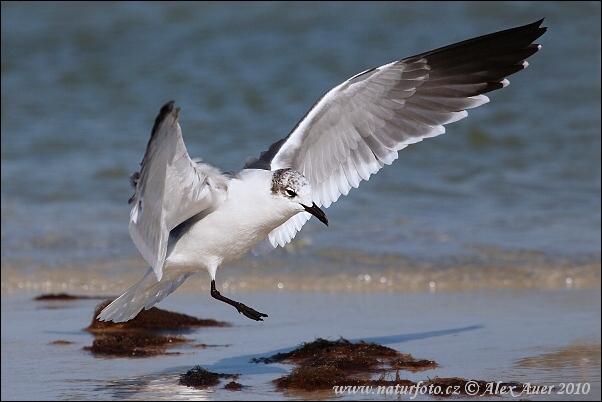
[98, 19, 546, 322]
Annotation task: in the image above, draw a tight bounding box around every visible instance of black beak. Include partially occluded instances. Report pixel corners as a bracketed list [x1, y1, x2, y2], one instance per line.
[303, 202, 329, 227]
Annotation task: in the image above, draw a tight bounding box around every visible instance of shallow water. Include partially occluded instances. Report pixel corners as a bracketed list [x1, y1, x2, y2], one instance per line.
[1, 289, 600, 400]
[1, 2, 601, 400]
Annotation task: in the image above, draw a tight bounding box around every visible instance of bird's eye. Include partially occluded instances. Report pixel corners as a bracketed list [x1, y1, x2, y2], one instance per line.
[285, 188, 297, 197]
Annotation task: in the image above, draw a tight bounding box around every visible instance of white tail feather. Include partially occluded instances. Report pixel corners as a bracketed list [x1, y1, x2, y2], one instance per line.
[97, 267, 190, 323]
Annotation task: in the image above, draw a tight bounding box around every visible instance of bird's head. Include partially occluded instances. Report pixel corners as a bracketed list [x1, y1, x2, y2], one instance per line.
[271, 168, 329, 226]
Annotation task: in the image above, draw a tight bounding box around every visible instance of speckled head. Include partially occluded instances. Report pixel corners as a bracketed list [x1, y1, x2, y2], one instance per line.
[270, 168, 329, 226]
[271, 168, 308, 196]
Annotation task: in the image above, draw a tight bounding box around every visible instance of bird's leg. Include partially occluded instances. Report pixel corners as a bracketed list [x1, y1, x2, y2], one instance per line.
[210, 279, 268, 321]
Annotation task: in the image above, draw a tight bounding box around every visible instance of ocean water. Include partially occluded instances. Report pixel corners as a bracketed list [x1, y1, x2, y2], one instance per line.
[1, 2, 600, 401]
[2, 2, 600, 297]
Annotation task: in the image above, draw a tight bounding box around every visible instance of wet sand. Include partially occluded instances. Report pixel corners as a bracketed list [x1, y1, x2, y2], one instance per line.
[1, 288, 600, 400]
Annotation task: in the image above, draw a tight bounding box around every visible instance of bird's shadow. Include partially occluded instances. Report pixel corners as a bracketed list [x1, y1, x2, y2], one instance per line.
[185, 324, 483, 376]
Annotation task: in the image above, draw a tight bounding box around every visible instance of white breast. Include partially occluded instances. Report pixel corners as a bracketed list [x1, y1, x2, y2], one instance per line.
[164, 169, 302, 278]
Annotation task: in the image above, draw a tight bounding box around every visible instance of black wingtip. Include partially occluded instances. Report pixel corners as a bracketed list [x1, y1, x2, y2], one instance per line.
[151, 100, 176, 138]
[532, 17, 547, 38]
[129, 101, 178, 204]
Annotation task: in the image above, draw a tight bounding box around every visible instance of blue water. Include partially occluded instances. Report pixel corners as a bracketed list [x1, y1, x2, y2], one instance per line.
[1, 2, 600, 289]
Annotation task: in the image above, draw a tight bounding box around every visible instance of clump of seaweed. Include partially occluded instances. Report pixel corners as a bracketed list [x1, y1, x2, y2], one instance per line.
[84, 332, 186, 357]
[84, 299, 230, 357]
[179, 366, 239, 388]
[273, 362, 352, 390]
[223, 381, 243, 391]
[35, 293, 102, 301]
[48, 340, 74, 345]
[252, 337, 404, 365]
[255, 337, 527, 395]
[87, 299, 229, 332]
[253, 337, 436, 391]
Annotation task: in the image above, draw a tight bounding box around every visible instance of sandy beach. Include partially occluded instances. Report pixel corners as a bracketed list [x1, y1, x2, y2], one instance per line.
[2, 287, 599, 400]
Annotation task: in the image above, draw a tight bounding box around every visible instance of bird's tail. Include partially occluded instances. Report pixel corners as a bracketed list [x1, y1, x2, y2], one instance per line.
[97, 267, 190, 323]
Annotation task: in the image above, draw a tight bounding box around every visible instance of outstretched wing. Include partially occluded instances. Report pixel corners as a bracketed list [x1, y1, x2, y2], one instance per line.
[246, 19, 546, 253]
[129, 101, 228, 280]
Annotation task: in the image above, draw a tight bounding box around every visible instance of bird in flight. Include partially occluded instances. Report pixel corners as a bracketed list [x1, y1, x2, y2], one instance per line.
[98, 19, 546, 322]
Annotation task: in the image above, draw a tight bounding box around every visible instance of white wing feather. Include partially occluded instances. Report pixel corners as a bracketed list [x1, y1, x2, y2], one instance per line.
[129, 102, 228, 279]
[250, 19, 545, 254]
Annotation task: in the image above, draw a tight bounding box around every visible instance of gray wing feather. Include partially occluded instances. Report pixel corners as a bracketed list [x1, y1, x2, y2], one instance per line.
[129, 101, 228, 279]
[249, 19, 546, 253]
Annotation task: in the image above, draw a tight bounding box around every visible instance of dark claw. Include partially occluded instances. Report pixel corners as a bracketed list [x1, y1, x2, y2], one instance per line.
[210, 279, 268, 321]
[236, 304, 268, 321]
